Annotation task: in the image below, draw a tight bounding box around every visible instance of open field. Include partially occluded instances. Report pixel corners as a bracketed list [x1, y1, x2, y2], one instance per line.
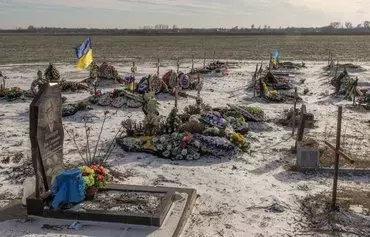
[1, 35, 370, 64]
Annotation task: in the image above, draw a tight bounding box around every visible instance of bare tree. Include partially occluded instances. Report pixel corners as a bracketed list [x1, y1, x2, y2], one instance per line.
[364, 21, 370, 28]
[251, 24, 255, 29]
[356, 23, 362, 28]
[345, 22, 353, 29]
[329, 22, 341, 29]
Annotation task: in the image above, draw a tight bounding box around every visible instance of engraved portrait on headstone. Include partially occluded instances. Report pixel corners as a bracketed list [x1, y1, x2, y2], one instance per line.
[30, 83, 64, 195]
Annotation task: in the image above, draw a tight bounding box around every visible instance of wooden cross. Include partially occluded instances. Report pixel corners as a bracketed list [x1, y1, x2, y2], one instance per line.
[0, 77, 5, 91]
[176, 57, 180, 74]
[174, 86, 179, 108]
[292, 87, 298, 136]
[92, 79, 98, 95]
[131, 62, 137, 92]
[253, 64, 258, 98]
[212, 50, 216, 62]
[331, 106, 342, 210]
[203, 52, 206, 69]
[191, 55, 194, 72]
[131, 62, 137, 76]
[156, 58, 160, 76]
[269, 53, 273, 70]
[197, 75, 201, 102]
[148, 75, 152, 92]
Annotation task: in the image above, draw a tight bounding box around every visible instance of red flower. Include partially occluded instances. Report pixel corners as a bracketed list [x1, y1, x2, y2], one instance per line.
[184, 135, 192, 142]
[97, 175, 104, 181]
[180, 141, 185, 148]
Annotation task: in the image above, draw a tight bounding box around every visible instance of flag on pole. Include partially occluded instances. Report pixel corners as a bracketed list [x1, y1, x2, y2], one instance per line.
[273, 50, 279, 65]
[75, 37, 93, 70]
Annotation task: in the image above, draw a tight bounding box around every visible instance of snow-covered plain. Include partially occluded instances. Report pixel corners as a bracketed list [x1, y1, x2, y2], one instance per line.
[0, 60, 369, 237]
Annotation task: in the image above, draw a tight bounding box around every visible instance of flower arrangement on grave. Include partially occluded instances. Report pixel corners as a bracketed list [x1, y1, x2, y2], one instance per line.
[62, 102, 88, 117]
[1, 87, 24, 101]
[116, 91, 257, 160]
[88, 89, 102, 104]
[246, 106, 264, 118]
[80, 165, 109, 200]
[201, 111, 226, 128]
[262, 82, 269, 93]
[44, 63, 60, 82]
[124, 75, 136, 91]
[89, 61, 100, 79]
[230, 132, 247, 148]
[226, 116, 248, 134]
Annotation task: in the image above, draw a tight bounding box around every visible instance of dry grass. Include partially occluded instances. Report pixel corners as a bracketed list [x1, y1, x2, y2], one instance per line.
[300, 189, 370, 235]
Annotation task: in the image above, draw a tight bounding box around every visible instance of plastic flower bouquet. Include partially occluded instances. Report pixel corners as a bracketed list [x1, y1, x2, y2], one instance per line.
[90, 165, 109, 188]
[80, 165, 109, 200]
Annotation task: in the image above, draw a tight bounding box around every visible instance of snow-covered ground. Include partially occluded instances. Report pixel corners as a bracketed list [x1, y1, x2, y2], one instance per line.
[0, 60, 369, 237]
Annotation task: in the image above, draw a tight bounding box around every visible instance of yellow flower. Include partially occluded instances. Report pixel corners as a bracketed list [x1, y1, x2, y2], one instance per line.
[142, 136, 155, 150]
[230, 132, 246, 146]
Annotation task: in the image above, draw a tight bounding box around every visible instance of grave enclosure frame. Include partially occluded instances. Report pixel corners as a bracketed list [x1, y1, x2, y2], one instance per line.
[26, 82, 196, 231]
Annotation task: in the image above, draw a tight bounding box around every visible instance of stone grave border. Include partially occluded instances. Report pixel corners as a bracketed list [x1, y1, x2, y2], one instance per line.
[26, 184, 196, 231]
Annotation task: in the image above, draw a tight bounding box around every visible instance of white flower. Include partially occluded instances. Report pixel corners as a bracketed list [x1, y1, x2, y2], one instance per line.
[152, 137, 159, 143]
[181, 149, 188, 156]
[160, 136, 166, 143]
[171, 132, 177, 139]
[163, 150, 170, 157]
[156, 144, 163, 150]
[193, 153, 200, 160]
[194, 141, 201, 148]
[167, 144, 172, 150]
[186, 155, 193, 160]
[176, 154, 183, 160]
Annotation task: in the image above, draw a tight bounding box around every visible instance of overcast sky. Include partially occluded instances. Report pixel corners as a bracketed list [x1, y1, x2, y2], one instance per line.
[0, 0, 369, 29]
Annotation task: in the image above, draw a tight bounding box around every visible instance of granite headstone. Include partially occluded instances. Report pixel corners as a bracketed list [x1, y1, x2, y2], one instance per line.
[30, 83, 64, 197]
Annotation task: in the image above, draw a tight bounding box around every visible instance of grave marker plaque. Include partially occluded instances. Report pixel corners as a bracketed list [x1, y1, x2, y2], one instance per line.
[30, 83, 64, 197]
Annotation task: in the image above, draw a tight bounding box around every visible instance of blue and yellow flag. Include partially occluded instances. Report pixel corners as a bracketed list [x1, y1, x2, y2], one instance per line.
[75, 37, 93, 70]
[273, 50, 279, 65]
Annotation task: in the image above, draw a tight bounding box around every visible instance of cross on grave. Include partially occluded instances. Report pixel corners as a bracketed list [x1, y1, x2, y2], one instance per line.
[253, 64, 258, 97]
[269, 53, 273, 70]
[130, 62, 137, 92]
[203, 52, 206, 69]
[196, 75, 202, 105]
[92, 79, 98, 95]
[156, 58, 160, 76]
[191, 56, 194, 72]
[131, 62, 137, 77]
[30, 82, 64, 198]
[212, 50, 216, 62]
[176, 58, 180, 74]
[174, 86, 179, 109]
[0, 77, 5, 91]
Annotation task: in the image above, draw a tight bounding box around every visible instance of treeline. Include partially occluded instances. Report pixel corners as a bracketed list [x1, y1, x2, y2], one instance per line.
[2, 24, 370, 36]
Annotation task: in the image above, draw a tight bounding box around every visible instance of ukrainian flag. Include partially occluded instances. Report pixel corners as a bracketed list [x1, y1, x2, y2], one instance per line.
[273, 50, 279, 65]
[75, 37, 93, 70]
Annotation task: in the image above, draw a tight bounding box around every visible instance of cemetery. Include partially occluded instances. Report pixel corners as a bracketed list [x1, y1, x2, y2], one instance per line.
[0, 48, 369, 236]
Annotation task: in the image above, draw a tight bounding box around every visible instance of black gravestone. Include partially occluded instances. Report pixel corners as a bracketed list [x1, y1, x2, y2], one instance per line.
[30, 83, 64, 197]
